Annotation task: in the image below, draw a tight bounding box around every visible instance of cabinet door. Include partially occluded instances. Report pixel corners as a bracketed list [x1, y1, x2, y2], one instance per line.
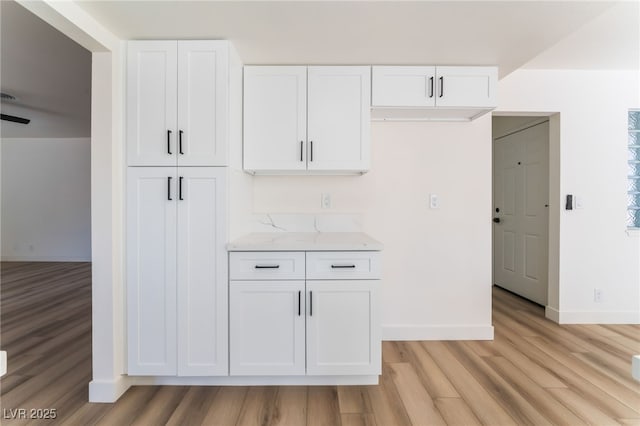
[435, 66, 497, 108]
[306, 280, 380, 376]
[230, 281, 306, 375]
[243, 66, 307, 172]
[372, 66, 436, 107]
[176, 167, 228, 375]
[307, 66, 371, 172]
[127, 167, 177, 375]
[177, 41, 228, 166]
[127, 41, 177, 166]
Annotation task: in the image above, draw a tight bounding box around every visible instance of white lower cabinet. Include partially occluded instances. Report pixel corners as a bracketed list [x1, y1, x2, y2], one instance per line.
[127, 167, 228, 376]
[230, 281, 306, 375]
[306, 280, 379, 376]
[229, 251, 381, 377]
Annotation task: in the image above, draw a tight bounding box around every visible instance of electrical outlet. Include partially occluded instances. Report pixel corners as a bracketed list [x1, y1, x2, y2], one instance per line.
[594, 288, 603, 303]
[429, 194, 439, 209]
[321, 193, 331, 209]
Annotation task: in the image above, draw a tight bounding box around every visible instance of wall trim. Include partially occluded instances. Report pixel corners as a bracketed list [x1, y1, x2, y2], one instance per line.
[1, 256, 91, 262]
[382, 324, 494, 341]
[88, 376, 132, 403]
[549, 309, 640, 324]
[545, 306, 560, 323]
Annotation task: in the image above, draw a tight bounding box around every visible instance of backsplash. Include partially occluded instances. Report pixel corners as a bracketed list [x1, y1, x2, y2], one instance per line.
[251, 213, 363, 233]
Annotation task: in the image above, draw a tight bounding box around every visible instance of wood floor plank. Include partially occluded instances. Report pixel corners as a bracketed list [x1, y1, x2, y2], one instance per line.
[434, 398, 482, 426]
[484, 355, 586, 425]
[365, 363, 412, 426]
[388, 362, 446, 426]
[201, 386, 247, 425]
[338, 386, 373, 414]
[307, 386, 342, 426]
[424, 341, 518, 426]
[546, 387, 623, 426]
[3, 263, 639, 426]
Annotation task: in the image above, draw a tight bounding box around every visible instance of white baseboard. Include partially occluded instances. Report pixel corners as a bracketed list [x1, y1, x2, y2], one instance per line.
[545, 306, 640, 324]
[546, 307, 640, 324]
[382, 324, 494, 341]
[633, 356, 640, 382]
[1, 256, 91, 262]
[128, 375, 379, 387]
[88, 376, 132, 403]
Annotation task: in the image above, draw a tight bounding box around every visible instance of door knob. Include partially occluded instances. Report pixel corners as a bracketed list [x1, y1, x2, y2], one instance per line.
[493, 217, 501, 223]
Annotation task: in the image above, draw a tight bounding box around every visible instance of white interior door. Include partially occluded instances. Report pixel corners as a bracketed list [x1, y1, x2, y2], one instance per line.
[493, 121, 549, 305]
[176, 167, 228, 376]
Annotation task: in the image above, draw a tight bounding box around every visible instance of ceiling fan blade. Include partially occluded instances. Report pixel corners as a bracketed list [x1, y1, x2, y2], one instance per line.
[1, 113, 30, 124]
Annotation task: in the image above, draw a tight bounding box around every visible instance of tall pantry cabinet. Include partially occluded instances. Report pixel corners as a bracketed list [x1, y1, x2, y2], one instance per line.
[126, 40, 239, 376]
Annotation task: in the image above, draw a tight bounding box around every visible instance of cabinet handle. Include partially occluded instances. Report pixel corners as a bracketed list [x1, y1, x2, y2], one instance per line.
[300, 141, 304, 162]
[254, 264, 280, 269]
[439, 76, 444, 98]
[309, 291, 313, 316]
[179, 130, 184, 155]
[310, 141, 313, 162]
[298, 290, 301, 316]
[179, 176, 184, 200]
[167, 130, 172, 155]
[429, 76, 434, 98]
[167, 176, 172, 201]
[331, 264, 356, 269]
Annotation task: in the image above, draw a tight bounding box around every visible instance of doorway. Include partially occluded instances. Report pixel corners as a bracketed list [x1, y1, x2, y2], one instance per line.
[492, 117, 550, 305]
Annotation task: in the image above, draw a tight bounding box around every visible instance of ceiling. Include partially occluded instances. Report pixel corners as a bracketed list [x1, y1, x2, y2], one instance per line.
[75, 0, 639, 76]
[0, 1, 637, 138]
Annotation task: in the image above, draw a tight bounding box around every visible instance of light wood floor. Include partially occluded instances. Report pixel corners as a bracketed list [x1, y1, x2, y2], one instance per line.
[1, 261, 639, 425]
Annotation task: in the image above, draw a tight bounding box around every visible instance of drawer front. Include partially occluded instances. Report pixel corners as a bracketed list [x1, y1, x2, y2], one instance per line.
[230, 252, 305, 280]
[306, 251, 380, 280]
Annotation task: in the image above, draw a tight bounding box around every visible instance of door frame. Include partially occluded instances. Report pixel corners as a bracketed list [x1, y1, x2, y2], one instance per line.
[491, 112, 561, 319]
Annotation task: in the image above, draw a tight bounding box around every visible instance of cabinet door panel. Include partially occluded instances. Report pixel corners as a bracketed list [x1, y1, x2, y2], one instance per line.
[178, 41, 228, 166]
[243, 66, 307, 172]
[435, 66, 497, 108]
[307, 66, 371, 172]
[230, 281, 306, 375]
[177, 167, 228, 375]
[127, 41, 177, 166]
[306, 280, 380, 376]
[127, 167, 177, 375]
[372, 66, 436, 107]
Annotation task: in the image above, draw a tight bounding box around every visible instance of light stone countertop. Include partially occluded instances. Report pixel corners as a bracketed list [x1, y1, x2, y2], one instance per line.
[227, 232, 383, 251]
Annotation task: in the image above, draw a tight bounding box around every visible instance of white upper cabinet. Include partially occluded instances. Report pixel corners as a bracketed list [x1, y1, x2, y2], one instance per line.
[371, 65, 498, 121]
[243, 66, 307, 172]
[307, 66, 371, 172]
[372, 66, 436, 107]
[243, 66, 371, 174]
[128, 40, 229, 166]
[127, 41, 177, 166]
[434, 66, 497, 108]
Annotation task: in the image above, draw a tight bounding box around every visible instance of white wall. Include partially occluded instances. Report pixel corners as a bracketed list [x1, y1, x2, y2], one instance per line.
[498, 69, 640, 323]
[1, 138, 91, 261]
[252, 118, 494, 340]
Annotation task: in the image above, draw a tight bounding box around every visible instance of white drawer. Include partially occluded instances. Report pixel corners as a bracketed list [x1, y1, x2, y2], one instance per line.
[230, 252, 305, 280]
[306, 251, 381, 280]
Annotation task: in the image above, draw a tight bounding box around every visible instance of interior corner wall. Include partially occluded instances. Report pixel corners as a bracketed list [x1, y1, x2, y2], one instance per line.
[252, 117, 494, 340]
[498, 69, 640, 324]
[1, 138, 91, 261]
